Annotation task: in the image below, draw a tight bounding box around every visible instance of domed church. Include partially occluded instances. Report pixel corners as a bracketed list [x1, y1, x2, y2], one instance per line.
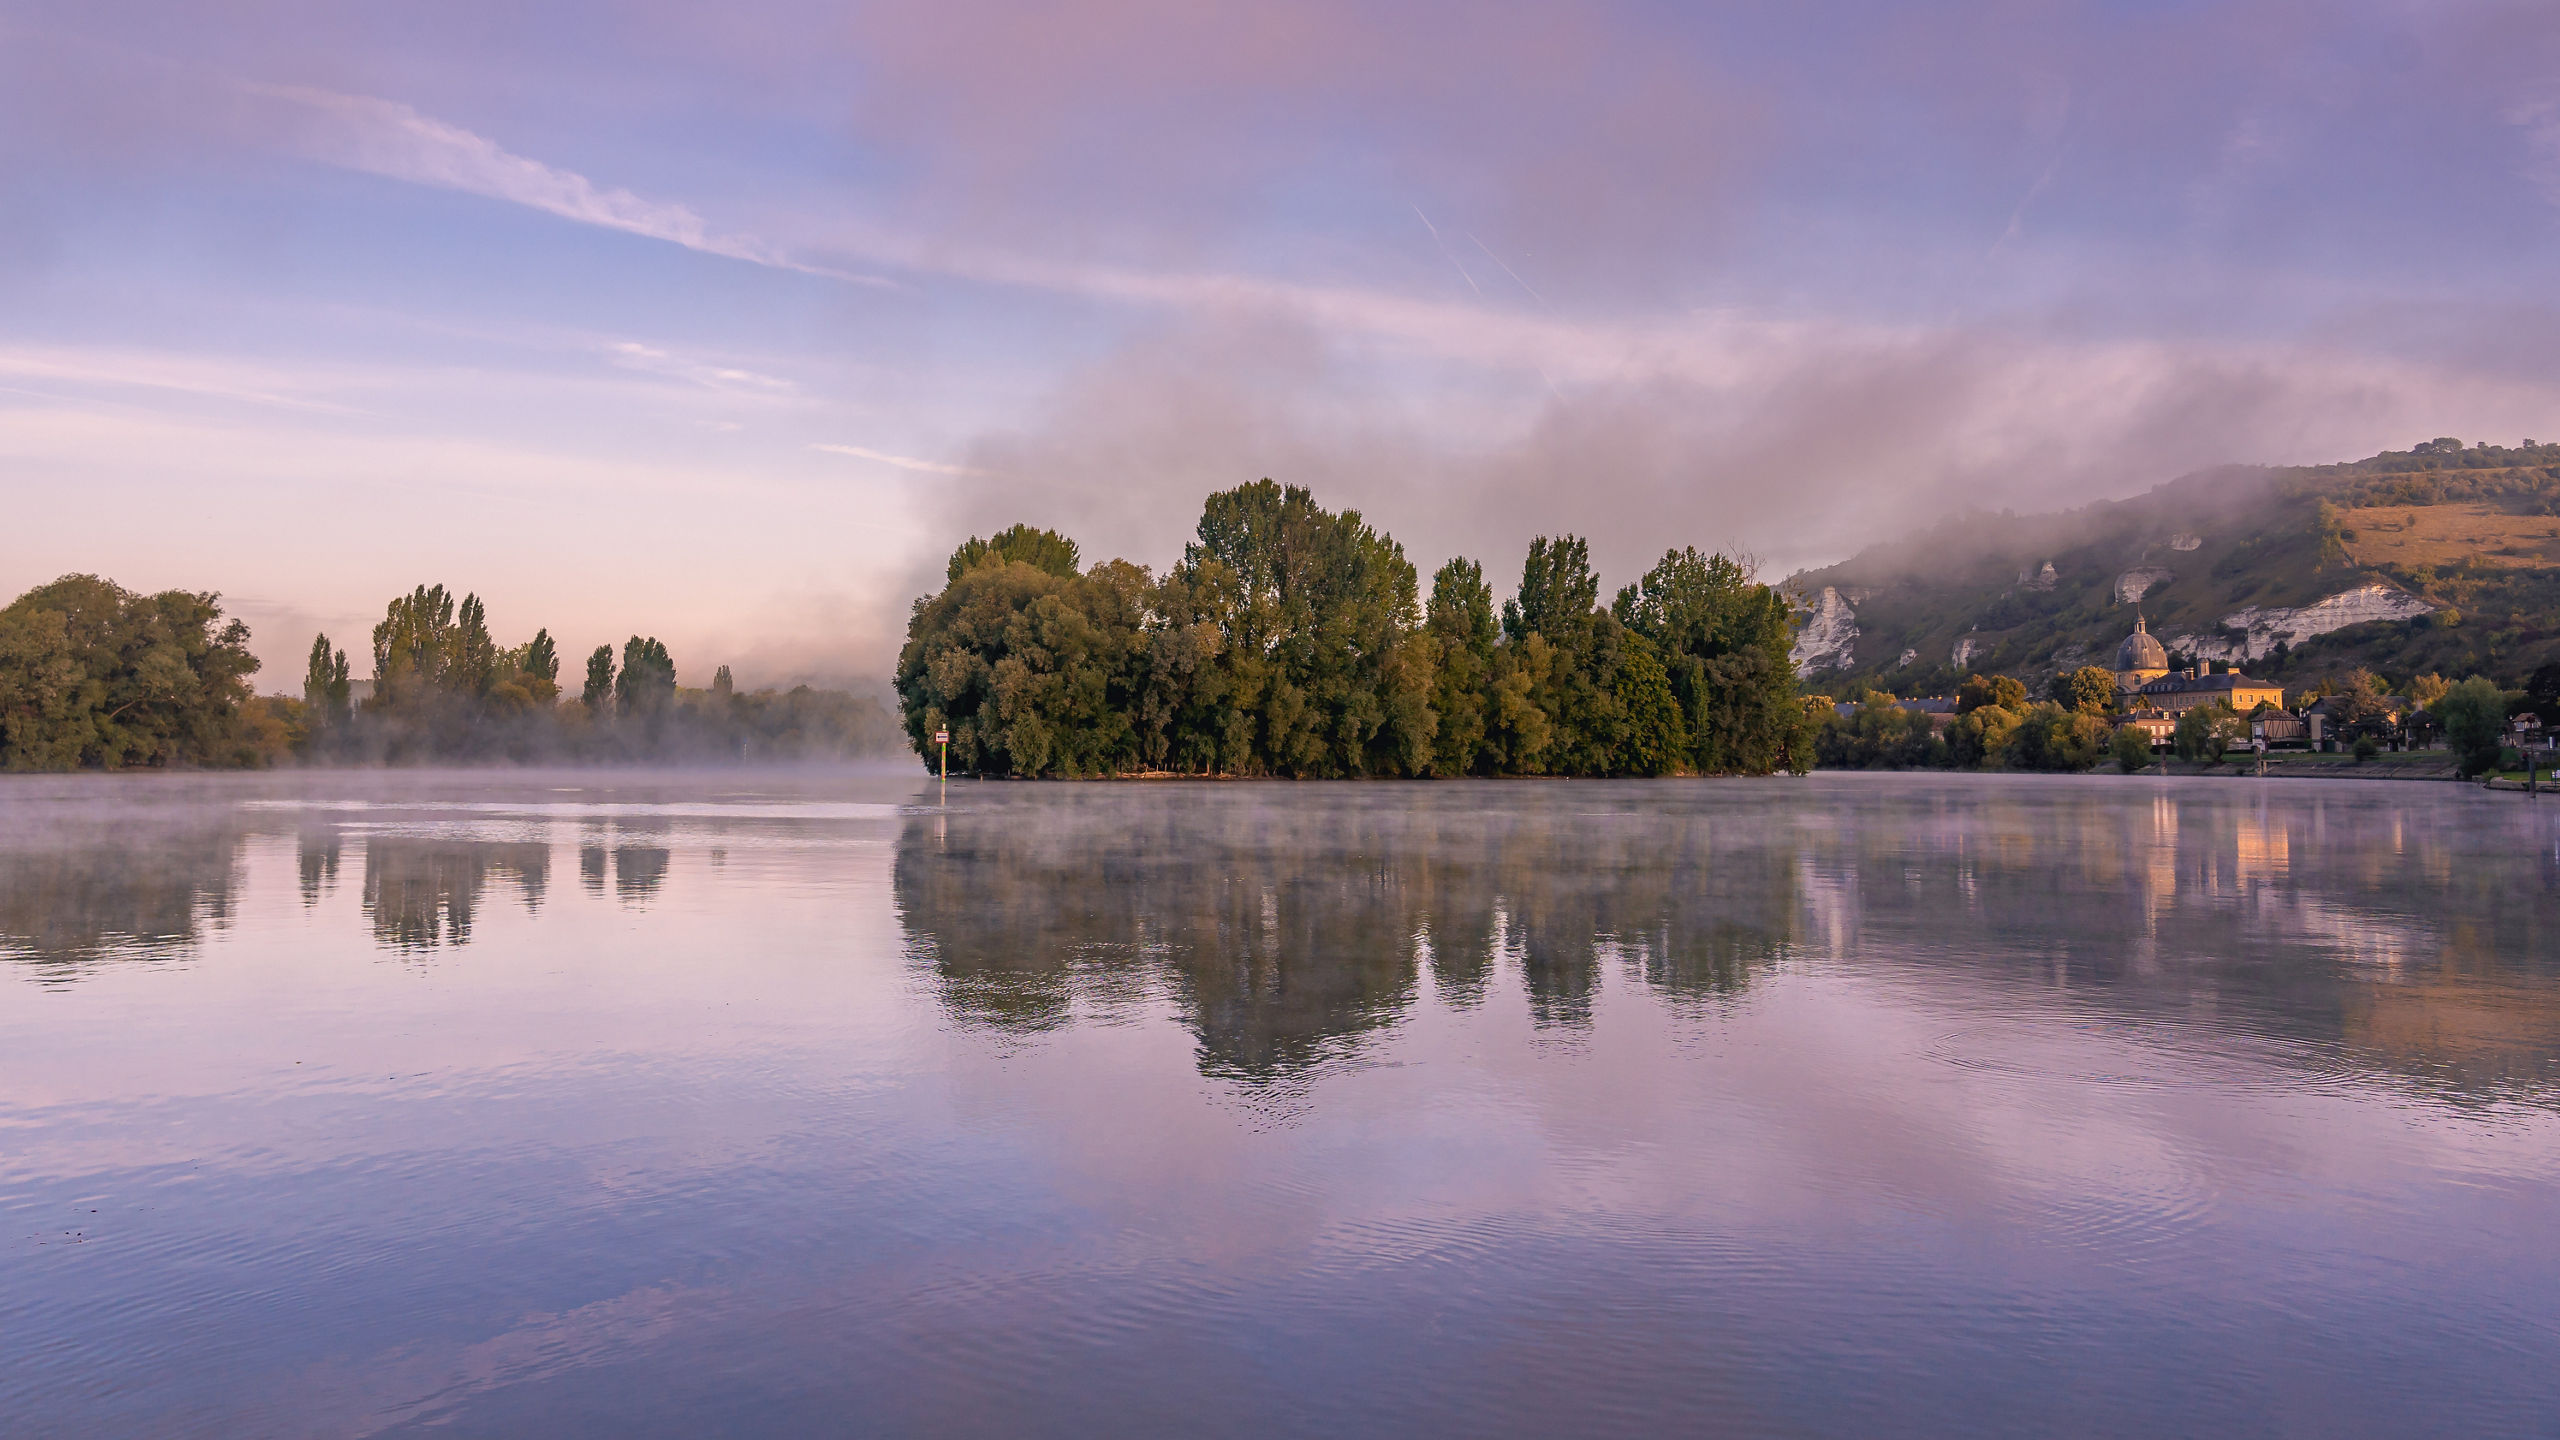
[2114, 615, 2170, 691]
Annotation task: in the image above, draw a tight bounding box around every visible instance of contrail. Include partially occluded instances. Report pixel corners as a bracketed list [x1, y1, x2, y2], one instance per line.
[1410, 204, 1483, 297]
[1468, 232, 1549, 311]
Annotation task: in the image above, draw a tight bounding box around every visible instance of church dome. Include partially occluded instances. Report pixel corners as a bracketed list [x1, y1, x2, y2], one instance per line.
[2116, 617, 2169, 673]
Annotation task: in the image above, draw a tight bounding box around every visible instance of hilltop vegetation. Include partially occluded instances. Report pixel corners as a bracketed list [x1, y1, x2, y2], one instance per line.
[1785, 439, 2560, 698]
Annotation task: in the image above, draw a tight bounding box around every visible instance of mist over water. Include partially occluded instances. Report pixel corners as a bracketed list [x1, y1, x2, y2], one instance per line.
[4, 772, 2559, 1437]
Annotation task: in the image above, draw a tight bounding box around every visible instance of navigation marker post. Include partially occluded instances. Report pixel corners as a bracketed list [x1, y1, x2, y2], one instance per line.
[934, 728, 949, 783]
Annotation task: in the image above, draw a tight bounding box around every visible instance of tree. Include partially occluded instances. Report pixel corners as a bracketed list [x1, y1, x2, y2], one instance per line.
[1613, 547, 1803, 775]
[583, 646, 615, 712]
[2436, 676, 2510, 777]
[1957, 673, 2026, 713]
[2173, 703, 2242, 763]
[895, 537, 1155, 777]
[0, 575, 260, 770]
[2048, 665, 2116, 716]
[2112, 723, 2153, 774]
[1947, 703, 2021, 768]
[1609, 634, 1689, 776]
[303, 633, 352, 737]
[2006, 702, 2109, 772]
[712, 665, 735, 700]
[2330, 686, 2397, 750]
[1424, 558, 1496, 775]
[372, 584, 456, 706]
[616, 637, 677, 723]
[2527, 663, 2560, 722]
[1164, 481, 1434, 777]
[1817, 693, 1941, 770]
[944, 524, 1081, 583]
[452, 594, 498, 698]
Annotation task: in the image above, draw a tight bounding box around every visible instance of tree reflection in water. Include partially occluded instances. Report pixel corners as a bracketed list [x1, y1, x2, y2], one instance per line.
[361, 835, 551, 952]
[0, 812, 243, 982]
[894, 786, 1800, 1081]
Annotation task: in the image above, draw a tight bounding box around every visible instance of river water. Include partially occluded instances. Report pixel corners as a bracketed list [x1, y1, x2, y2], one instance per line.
[3, 771, 2558, 1438]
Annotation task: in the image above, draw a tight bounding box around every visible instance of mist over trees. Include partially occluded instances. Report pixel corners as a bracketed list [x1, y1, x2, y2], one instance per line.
[0, 574, 900, 771]
[304, 588, 898, 765]
[895, 483, 1815, 778]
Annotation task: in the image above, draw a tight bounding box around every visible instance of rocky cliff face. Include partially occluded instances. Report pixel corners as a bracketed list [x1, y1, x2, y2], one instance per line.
[1790, 587, 1859, 675]
[2114, 567, 2173, 604]
[1779, 444, 2560, 690]
[2169, 583, 2438, 663]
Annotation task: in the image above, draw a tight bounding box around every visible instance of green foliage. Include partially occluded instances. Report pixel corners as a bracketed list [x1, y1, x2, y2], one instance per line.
[303, 634, 351, 736]
[0, 575, 263, 770]
[2173, 703, 2243, 763]
[2112, 723, 2153, 773]
[1608, 635, 1689, 777]
[2005, 702, 2110, 772]
[1163, 481, 1434, 777]
[521, 630, 560, 697]
[1957, 673, 2026, 713]
[583, 646, 614, 711]
[1816, 695, 1945, 770]
[946, 524, 1082, 583]
[892, 489, 1807, 780]
[2436, 676, 2510, 777]
[0, 575, 894, 770]
[1950, 704, 2022, 768]
[895, 553, 1154, 777]
[1615, 547, 1805, 774]
[1424, 558, 1496, 775]
[2048, 665, 2116, 716]
[615, 636, 676, 722]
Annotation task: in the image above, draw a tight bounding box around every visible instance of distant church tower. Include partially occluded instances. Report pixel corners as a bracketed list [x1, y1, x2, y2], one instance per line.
[2115, 614, 2170, 692]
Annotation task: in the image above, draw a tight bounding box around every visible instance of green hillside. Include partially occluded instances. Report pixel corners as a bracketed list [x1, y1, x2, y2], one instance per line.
[1782, 439, 2560, 698]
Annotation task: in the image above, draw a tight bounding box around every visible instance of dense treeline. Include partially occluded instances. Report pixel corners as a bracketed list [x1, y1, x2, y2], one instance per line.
[306, 583, 900, 764]
[1814, 671, 2124, 774]
[0, 576, 278, 770]
[895, 481, 1813, 778]
[0, 574, 900, 770]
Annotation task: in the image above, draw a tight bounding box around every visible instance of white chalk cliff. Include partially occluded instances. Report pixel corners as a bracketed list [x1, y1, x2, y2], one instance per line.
[1791, 587, 1860, 674]
[2169, 582, 2436, 663]
[2114, 567, 2173, 604]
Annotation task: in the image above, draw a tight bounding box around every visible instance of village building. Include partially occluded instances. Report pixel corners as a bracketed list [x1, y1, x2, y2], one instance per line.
[2134, 669, 2286, 716]
[2112, 615, 2171, 693]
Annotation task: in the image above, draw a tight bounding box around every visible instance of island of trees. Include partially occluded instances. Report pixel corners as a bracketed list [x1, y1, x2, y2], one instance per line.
[0, 575, 897, 770]
[895, 480, 1814, 777]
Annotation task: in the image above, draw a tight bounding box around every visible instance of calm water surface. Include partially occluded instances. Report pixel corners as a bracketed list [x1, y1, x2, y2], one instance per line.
[4, 771, 2559, 1438]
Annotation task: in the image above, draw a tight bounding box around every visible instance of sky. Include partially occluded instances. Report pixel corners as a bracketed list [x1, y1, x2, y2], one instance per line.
[5, 0, 2560, 689]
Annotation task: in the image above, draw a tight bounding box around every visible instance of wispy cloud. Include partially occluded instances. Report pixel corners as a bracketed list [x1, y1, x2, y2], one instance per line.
[2510, 90, 2560, 207]
[256, 85, 892, 286]
[610, 342, 799, 396]
[809, 442, 991, 476]
[0, 344, 363, 414]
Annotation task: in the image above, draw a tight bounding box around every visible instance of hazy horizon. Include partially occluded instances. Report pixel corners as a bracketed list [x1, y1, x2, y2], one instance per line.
[9, 1, 2560, 688]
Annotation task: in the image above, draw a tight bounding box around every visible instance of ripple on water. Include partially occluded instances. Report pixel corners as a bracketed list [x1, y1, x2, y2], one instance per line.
[1918, 1010, 2373, 1101]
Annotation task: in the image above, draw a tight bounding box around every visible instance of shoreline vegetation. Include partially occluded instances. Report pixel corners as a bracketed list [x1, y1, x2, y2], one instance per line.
[3, 479, 2543, 782]
[895, 481, 1811, 779]
[0, 575, 899, 771]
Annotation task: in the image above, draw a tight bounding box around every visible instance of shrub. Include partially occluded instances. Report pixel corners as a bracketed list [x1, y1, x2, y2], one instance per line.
[2112, 724, 2153, 774]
